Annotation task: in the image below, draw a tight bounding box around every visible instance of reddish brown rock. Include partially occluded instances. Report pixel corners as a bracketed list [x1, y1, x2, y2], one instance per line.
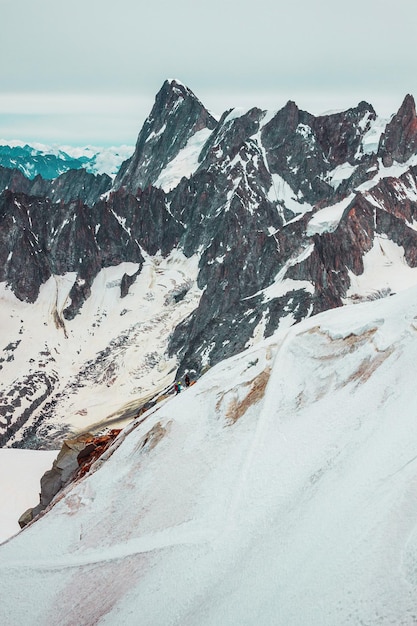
[75, 429, 121, 478]
[19, 429, 121, 528]
[378, 95, 417, 167]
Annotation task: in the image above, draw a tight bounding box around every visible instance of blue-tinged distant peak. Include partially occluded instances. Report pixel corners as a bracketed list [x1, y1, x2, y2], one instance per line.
[0, 142, 134, 179]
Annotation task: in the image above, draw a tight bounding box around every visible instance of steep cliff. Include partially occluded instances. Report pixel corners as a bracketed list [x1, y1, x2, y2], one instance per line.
[2, 82, 417, 446]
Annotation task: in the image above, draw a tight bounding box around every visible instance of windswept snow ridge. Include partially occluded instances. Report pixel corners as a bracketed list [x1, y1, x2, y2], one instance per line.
[2, 287, 417, 624]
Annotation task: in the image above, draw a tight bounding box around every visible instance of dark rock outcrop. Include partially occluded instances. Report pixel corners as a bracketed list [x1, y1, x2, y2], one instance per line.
[261, 100, 376, 205]
[378, 94, 417, 167]
[0, 164, 112, 207]
[19, 429, 121, 528]
[0, 165, 42, 195]
[46, 169, 112, 207]
[313, 101, 376, 167]
[94, 186, 184, 257]
[0, 191, 52, 302]
[114, 79, 218, 193]
[0, 189, 145, 312]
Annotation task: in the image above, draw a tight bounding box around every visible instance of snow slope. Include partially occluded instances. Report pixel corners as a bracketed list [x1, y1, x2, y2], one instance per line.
[0, 250, 202, 445]
[1, 285, 417, 625]
[154, 128, 212, 191]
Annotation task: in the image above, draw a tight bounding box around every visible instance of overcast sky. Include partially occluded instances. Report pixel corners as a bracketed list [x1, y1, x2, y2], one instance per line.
[1, 0, 416, 146]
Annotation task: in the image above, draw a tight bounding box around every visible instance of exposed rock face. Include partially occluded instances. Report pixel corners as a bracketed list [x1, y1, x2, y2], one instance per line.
[0, 165, 43, 195]
[0, 165, 112, 207]
[261, 100, 328, 204]
[378, 94, 417, 167]
[114, 79, 218, 193]
[45, 169, 112, 207]
[94, 186, 184, 257]
[3, 81, 417, 446]
[0, 191, 52, 302]
[313, 101, 376, 167]
[0, 189, 145, 311]
[19, 429, 121, 528]
[261, 100, 376, 204]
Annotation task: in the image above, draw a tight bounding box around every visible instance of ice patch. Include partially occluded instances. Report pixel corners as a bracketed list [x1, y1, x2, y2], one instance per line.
[344, 236, 417, 302]
[296, 123, 315, 144]
[145, 124, 167, 144]
[360, 116, 387, 155]
[155, 128, 213, 192]
[306, 194, 355, 235]
[245, 244, 315, 302]
[325, 163, 358, 189]
[268, 173, 312, 217]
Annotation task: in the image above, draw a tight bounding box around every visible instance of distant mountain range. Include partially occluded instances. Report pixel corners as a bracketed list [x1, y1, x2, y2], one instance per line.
[0, 141, 134, 179]
[2, 79, 417, 449]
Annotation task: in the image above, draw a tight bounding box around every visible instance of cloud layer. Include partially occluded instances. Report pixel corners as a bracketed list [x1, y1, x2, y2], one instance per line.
[1, 0, 416, 144]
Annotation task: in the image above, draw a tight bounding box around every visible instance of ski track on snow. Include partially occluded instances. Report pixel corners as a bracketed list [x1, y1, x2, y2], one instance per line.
[1, 522, 218, 571]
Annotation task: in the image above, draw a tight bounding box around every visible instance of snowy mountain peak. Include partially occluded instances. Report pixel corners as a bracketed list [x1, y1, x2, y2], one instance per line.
[113, 79, 217, 193]
[2, 80, 417, 451]
[164, 77, 200, 101]
[378, 93, 417, 167]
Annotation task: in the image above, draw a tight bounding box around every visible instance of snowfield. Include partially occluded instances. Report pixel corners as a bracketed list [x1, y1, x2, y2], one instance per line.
[0, 250, 203, 445]
[1, 285, 417, 624]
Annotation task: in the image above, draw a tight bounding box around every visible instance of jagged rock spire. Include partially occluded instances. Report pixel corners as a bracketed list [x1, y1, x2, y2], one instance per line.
[114, 79, 217, 193]
[378, 94, 417, 166]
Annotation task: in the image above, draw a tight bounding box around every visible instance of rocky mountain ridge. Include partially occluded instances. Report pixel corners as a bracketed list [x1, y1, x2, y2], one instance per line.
[2, 79, 417, 447]
[0, 165, 112, 208]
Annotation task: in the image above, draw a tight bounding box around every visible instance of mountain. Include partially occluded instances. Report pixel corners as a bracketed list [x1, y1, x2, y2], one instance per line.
[113, 78, 217, 192]
[1, 285, 417, 624]
[0, 142, 134, 179]
[0, 165, 113, 207]
[2, 79, 417, 449]
[0, 142, 135, 208]
[0, 143, 87, 179]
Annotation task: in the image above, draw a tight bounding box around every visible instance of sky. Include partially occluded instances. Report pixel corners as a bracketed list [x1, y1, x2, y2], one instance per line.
[0, 0, 416, 146]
